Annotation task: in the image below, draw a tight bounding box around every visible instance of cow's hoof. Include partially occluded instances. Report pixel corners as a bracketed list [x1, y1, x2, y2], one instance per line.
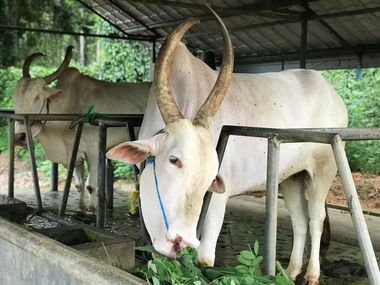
[86, 206, 96, 215]
[197, 258, 214, 268]
[79, 203, 87, 213]
[301, 277, 319, 285]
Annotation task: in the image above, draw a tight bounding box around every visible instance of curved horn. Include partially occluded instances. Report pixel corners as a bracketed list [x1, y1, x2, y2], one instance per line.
[22, 53, 44, 78]
[43, 45, 73, 84]
[193, 5, 234, 128]
[154, 18, 200, 125]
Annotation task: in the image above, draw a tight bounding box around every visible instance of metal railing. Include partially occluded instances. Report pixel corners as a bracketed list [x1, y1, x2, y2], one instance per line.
[196, 125, 380, 284]
[1, 109, 379, 283]
[0, 110, 143, 224]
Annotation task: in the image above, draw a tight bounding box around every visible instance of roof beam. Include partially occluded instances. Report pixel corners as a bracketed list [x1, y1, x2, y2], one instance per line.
[75, 0, 154, 41]
[124, 5, 380, 35]
[155, 6, 380, 40]
[107, 0, 160, 37]
[234, 44, 380, 65]
[126, 0, 310, 17]
[300, 1, 359, 56]
[0, 24, 154, 42]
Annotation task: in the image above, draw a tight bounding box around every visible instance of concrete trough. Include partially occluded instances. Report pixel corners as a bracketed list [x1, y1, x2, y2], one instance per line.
[0, 217, 146, 285]
[38, 224, 135, 269]
[0, 195, 29, 224]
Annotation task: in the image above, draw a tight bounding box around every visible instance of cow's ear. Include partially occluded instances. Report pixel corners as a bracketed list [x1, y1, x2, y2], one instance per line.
[48, 90, 64, 101]
[106, 134, 165, 164]
[44, 87, 63, 101]
[209, 175, 225, 193]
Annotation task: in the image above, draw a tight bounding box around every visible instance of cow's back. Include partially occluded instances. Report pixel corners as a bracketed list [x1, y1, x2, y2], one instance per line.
[212, 69, 348, 196]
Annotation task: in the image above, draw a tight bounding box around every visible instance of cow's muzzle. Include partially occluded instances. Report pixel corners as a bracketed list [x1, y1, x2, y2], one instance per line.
[166, 232, 200, 254]
[14, 133, 27, 148]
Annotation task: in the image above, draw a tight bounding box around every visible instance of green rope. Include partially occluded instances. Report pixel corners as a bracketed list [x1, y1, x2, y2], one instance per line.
[69, 104, 105, 129]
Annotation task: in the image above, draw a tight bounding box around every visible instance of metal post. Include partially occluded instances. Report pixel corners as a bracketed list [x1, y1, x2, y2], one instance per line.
[50, 162, 58, 192]
[331, 135, 380, 284]
[97, 122, 107, 228]
[264, 136, 280, 276]
[300, 15, 308, 68]
[126, 123, 140, 183]
[24, 117, 43, 211]
[106, 158, 114, 210]
[8, 119, 15, 198]
[58, 123, 83, 218]
[197, 129, 230, 238]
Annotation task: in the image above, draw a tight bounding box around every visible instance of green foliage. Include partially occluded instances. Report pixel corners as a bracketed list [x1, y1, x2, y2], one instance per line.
[0, 0, 97, 68]
[113, 161, 134, 180]
[96, 21, 151, 83]
[323, 68, 380, 173]
[131, 242, 294, 285]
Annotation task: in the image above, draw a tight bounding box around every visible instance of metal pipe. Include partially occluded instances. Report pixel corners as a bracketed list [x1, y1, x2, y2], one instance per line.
[58, 123, 83, 218]
[126, 122, 140, 182]
[50, 163, 58, 192]
[300, 15, 308, 68]
[106, 158, 114, 211]
[197, 130, 230, 238]
[331, 135, 380, 284]
[0, 24, 154, 42]
[97, 122, 107, 228]
[264, 136, 281, 276]
[8, 119, 15, 198]
[24, 117, 43, 211]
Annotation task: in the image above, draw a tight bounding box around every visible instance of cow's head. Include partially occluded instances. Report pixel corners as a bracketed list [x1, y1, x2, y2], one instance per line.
[107, 8, 233, 259]
[12, 46, 72, 145]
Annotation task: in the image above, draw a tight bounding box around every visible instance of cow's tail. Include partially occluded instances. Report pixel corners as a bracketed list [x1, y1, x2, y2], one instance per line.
[319, 202, 331, 261]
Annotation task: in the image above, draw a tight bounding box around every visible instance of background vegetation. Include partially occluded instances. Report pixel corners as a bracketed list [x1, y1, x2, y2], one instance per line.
[0, 0, 379, 178]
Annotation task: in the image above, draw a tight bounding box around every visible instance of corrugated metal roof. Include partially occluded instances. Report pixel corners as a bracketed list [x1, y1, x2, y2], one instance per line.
[78, 0, 380, 71]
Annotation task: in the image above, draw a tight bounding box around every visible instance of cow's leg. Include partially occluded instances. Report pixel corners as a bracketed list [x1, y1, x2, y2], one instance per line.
[73, 161, 86, 212]
[86, 156, 98, 214]
[280, 172, 308, 281]
[197, 192, 229, 267]
[304, 156, 337, 284]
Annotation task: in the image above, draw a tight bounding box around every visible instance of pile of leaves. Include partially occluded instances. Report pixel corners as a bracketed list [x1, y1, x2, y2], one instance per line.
[130, 242, 294, 285]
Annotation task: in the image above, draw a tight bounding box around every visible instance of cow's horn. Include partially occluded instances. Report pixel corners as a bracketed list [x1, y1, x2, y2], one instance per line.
[22, 53, 44, 78]
[43, 45, 73, 84]
[154, 17, 200, 125]
[193, 5, 234, 128]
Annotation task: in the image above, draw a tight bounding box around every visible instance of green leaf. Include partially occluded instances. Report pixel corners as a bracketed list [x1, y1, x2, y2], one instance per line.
[254, 240, 259, 255]
[148, 260, 158, 274]
[239, 250, 255, 260]
[152, 276, 160, 285]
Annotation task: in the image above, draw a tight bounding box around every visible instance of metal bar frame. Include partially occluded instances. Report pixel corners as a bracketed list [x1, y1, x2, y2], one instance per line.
[7, 119, 15, 198]
[0, 110, 143, 220]
[24, 116, 43, 211]
[264, 136, 280, 275]
[97, 122, 107, 228]
[196, 125, 380, 282]
[0, 24, 154, 42]
[95, 117, 143, 227]
[58, 123, 83, 218]
[300, 15, 308, 68]
[50, 163, 59, 192]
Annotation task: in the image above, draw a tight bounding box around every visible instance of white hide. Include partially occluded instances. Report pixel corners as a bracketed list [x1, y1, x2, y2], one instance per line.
[108, 42, 348, 283]
[12, 67, 150, 211]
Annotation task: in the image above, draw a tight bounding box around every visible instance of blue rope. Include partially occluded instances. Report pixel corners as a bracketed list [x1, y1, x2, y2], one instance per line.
[146, 156, 169, 230]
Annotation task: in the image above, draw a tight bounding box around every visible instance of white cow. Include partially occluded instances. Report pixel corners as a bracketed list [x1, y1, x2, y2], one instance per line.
[107, 11, 348, 284]
[12, 48, 150, 212]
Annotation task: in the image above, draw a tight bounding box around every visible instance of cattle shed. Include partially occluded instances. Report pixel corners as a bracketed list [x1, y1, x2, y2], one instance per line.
[1, 0, 380, 284]
[75, 0, 380, 72]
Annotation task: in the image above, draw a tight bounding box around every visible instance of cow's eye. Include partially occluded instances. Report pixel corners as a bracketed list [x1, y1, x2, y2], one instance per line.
[169, 155, 182, 168]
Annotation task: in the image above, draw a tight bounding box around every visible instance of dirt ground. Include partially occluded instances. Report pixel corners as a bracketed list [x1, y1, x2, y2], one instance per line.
[0, 154, 379, 213]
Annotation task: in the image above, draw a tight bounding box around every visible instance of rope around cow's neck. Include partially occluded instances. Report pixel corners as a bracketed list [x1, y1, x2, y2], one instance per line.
[146, 156, 170, 230]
